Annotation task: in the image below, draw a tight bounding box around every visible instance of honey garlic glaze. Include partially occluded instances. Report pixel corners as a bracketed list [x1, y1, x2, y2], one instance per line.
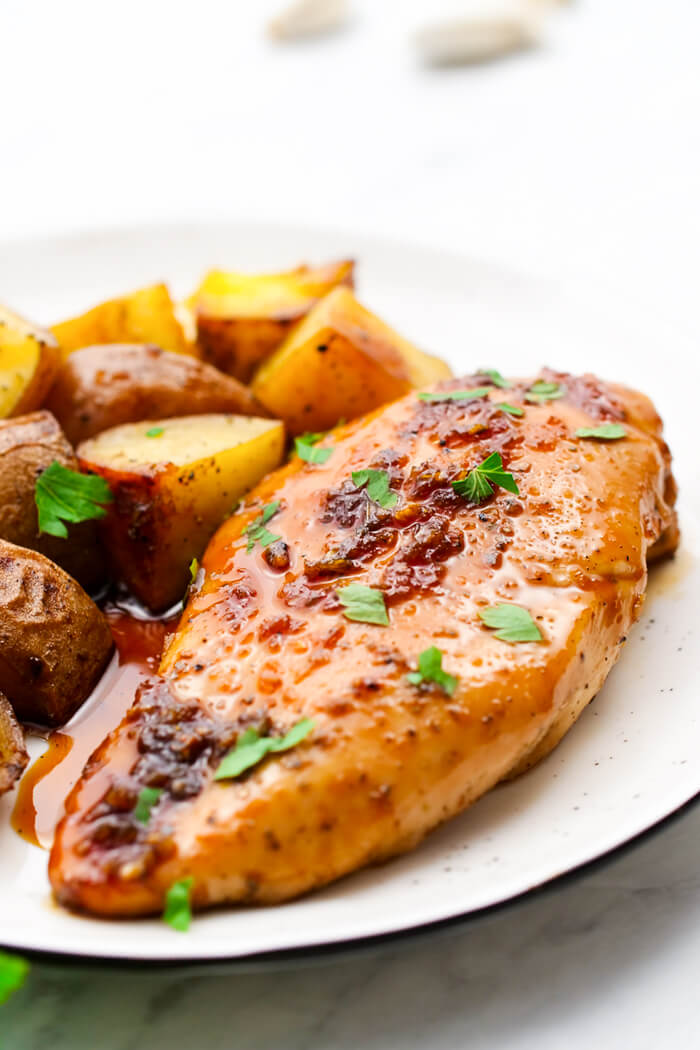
[12, 613, 175, 849]
[49, 372, 678, 916]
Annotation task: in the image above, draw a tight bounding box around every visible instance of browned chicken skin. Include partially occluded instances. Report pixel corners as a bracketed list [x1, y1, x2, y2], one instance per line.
[49, 371, 678, 916]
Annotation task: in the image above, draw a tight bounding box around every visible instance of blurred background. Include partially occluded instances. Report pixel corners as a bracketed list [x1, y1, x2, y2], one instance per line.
[2, 0, 699, 324]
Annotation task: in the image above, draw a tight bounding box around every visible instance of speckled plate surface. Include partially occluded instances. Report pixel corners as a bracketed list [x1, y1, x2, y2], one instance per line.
[0, 222, 698, 964]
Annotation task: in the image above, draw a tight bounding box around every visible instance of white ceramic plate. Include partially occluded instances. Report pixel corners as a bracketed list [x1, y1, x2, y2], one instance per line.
[0, 222, 698, 964]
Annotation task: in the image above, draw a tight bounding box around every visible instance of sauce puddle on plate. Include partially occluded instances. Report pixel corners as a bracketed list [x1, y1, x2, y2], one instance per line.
[12, 609, 177, 849]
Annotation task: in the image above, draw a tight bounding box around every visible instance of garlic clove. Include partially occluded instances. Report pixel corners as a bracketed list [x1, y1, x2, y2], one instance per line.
[267, 0, 351, 42]
[416, 3, 542, 67]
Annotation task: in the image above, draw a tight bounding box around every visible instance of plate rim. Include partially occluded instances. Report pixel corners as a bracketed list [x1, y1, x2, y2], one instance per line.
[2, 793, 697, 972]
[1, 218, 697, 968]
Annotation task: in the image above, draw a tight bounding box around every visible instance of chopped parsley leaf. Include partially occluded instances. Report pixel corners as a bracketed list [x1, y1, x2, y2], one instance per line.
[478, 368, 511, 389]
[133, 786, 163, 824]
[0, 950, 29, 1005]
[575, 423, 626, 440]
[244, 501, 281, 553]
[479, 604, 542, 643]
[295, 432, 333, 464]
[418, 386, 491, 403]
[351, 469, 398, 508]
[214, 718, 315, 781]
[525, 380, 566, 404]
[452, 452, 519, 503]
[145, 426, 165, 437]
[336, 583, 389, 626]
[495, 402, 524, 417]
[407, 646, 458, 696]
[35, 461, 113, 539]
[163, 877, 194, 932]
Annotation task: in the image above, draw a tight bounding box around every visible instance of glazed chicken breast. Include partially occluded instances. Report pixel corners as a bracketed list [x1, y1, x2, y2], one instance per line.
[49, 371, 678, 916]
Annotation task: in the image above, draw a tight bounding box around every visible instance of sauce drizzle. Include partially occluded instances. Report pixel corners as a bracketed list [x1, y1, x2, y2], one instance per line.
[11, 610, 176, 849]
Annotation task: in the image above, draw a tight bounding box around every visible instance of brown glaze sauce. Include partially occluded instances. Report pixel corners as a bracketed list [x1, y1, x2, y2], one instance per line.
[12, 609, 177, 849]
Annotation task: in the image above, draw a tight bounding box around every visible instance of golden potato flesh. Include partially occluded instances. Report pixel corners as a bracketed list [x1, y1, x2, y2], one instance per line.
[78, 414, 286, 612]
[0, 690, 28, 796]
[250, 286, 452, 434]
[0, 304, 60, 419]
[51, 283, 195, 359]
[192, 259, 354, 382]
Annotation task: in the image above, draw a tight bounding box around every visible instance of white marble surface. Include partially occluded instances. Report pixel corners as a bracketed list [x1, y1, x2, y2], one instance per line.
[3, 804, 700, 1048]
[2, 0, 700, 1045]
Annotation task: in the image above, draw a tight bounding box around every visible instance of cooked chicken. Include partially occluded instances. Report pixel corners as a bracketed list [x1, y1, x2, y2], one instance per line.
[49, 371, 678, 916]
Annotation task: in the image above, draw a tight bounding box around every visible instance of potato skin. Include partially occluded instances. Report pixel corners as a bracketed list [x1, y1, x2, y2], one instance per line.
[198, 315, 298, 384]
[0, 411, 107, 592]
[84, 464, 175, 612]
[0, 689, 28, 795]
[45, 343, 266, 445]
[0, 540, 113, 726]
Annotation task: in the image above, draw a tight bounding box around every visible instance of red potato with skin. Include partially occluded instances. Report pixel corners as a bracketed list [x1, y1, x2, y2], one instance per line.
[0, 690, 28, 795]
[45, 343, 266, 445]
[0, 539, 113, 726]
[0, 411, 107, 592]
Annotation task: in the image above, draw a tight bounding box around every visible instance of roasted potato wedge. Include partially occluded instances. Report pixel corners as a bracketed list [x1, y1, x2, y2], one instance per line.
[0, 411, 107, 592]
[0, 690, 28, 796]
[78, 414, 286, 611]
[0, 304, 61, 419]
[51, 283, 195, 358]
[192, 260, 355, 382]
[251, 286, 452, 434]
[0, 540, 113, 726]
[45, 343, 265, 445]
